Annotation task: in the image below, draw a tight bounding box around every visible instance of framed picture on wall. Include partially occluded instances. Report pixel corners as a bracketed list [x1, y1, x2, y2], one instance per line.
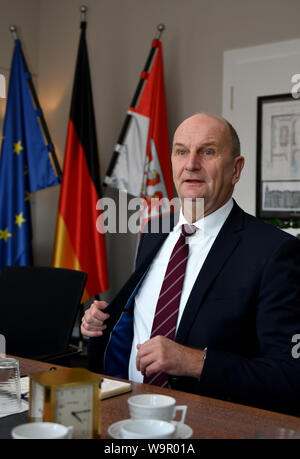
[256, 93, 300, 222]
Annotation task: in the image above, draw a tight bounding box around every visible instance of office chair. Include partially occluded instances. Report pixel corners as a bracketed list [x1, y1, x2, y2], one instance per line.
[0, 266, 87, 365]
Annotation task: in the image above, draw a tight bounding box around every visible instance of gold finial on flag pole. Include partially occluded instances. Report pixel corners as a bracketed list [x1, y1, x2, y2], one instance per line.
[156, 24, 165, 40]
[80, 5, 87, 22]
[9, 25, 18, 41]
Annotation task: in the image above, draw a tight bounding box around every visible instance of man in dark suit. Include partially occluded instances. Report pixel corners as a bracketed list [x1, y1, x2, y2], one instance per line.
[81, 113, 300, 415]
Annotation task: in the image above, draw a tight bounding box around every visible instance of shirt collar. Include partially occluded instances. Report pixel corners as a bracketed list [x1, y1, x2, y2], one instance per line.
[174, 198, 233, 237]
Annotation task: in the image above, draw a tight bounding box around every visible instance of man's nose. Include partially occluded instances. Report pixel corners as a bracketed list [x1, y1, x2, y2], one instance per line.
[185, 150, 201, 170]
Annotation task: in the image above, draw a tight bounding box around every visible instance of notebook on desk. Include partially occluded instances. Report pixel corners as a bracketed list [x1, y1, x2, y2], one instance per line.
[21, 376, 132, 401]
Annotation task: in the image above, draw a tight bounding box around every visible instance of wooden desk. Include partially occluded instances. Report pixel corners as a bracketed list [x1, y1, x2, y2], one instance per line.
[11, 357, 300, 439]
[18, 356, 65, 377]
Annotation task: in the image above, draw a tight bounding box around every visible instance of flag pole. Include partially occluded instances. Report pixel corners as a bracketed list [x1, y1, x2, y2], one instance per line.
[104, 24, 166, 183]
[9, 25, 62, 178]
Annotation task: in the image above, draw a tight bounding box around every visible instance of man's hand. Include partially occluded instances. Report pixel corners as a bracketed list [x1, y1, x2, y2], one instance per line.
[81, 300, 110, 337]
[136, 335, 205, 379]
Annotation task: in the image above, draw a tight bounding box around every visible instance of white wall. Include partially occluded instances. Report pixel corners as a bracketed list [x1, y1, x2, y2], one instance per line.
[1, 0, 300, 300]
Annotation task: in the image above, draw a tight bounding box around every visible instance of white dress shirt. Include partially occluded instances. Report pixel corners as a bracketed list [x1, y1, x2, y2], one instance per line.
[128, 198, 234, 382]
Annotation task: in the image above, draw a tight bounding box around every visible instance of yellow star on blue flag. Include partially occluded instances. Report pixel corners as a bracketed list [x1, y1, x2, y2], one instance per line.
[0, 228, 12, 243]
[15, 212, 26, 228]
[13, 140, 24, 155]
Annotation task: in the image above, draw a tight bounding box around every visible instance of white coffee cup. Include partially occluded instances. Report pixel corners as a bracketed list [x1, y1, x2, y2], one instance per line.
[128, 394, 187, 424]
[120, 418, 175, 439]
[11, 422, 74, 439]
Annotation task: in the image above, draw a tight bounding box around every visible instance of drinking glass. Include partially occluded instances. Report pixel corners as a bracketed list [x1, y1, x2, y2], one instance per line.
[0, 357, 21, 415]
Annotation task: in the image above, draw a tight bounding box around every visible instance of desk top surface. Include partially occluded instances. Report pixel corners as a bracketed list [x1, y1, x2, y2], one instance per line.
[2, 356, 300, 439]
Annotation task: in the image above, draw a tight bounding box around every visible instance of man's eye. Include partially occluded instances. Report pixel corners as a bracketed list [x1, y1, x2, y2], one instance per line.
[204, 150, 213, 156]
[178, 150, 186, 156]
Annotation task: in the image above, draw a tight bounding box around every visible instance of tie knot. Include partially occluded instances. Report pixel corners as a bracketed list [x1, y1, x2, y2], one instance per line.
[181, 224, 197, 237]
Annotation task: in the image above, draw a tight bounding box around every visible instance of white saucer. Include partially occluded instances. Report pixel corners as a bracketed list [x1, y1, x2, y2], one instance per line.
[108, 419, 193, 439]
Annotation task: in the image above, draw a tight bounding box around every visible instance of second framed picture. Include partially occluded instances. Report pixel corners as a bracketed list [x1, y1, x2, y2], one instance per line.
[256, 93, 300, 221]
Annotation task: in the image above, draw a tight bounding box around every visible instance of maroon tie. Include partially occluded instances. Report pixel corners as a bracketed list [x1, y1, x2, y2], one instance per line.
[143, 224, 196, 387]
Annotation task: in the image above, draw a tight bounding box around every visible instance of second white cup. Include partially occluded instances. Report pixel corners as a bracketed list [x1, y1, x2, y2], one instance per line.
[121, 418, 175, 439]
[128, 394, 187, 424]
[11, 422, 74, 439]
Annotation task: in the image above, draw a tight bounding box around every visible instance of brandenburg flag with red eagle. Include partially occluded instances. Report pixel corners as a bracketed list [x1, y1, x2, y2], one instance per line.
[104, 39, 174, 229]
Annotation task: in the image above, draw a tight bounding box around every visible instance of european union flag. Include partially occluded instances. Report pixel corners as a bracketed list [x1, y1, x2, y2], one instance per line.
[0, 39, 61, 271]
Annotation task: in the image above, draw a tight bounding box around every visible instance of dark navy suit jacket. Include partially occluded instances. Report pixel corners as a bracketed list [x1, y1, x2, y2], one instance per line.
[88, 201, 300, 415]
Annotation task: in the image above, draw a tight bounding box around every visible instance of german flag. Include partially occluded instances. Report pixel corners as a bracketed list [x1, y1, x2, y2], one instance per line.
[52, 21, 109, 301]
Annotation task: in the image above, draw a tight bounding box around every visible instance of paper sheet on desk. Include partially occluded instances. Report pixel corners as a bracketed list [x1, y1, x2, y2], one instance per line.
[0, 377, 29, 418]
[100, 378, 132, 400]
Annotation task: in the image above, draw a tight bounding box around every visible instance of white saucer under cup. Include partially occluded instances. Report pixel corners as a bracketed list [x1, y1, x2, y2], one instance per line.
[108, 419, 193, 439]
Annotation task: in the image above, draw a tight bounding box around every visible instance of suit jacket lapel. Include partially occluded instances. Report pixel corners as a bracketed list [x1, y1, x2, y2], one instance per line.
[175, 202, 245, 344]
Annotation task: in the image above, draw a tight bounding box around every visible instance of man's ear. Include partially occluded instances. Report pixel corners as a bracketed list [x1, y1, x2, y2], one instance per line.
[232, 156, 245, 185]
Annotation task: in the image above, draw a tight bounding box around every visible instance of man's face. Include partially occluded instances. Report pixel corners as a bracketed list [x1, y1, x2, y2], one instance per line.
[171, 114, 244, 217]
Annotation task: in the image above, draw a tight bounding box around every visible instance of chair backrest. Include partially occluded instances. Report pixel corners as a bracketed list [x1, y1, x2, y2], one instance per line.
[0, 266, 87, 358]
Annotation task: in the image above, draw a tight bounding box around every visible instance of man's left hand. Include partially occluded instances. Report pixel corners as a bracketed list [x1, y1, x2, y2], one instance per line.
[136, 335, 205, 379]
